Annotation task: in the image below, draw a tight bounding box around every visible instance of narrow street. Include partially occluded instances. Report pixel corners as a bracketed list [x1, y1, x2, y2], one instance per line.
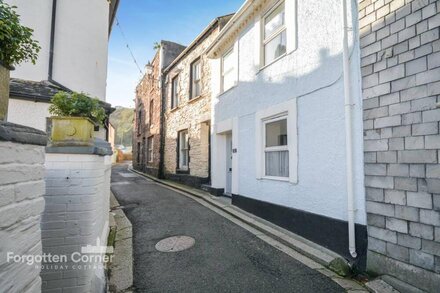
[111, 164, 344, 293]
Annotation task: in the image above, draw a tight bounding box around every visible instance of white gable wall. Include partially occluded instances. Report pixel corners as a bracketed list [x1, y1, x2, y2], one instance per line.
[6, 0, 110, 101]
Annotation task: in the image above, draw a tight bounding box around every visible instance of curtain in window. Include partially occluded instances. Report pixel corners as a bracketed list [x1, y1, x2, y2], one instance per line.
[265, 150, 289, 177]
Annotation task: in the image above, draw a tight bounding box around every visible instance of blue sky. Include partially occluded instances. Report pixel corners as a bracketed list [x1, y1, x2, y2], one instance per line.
[107, 0, 244, 108]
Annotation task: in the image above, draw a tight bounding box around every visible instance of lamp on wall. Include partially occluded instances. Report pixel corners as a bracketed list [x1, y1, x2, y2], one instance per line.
[145, 61, 153, 75]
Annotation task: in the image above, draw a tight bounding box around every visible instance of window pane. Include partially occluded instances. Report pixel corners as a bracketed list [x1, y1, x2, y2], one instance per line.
[172, 77, 178, 107]
[222, 50, 234, 74]
[264, 30, 286, 65]
[265, 150, 289, 177]
[264, 2, 285, 38]
[193, 81, 200, 97]
[193, 61, 200, 80]
[223, 71, 235, 92]
[265, 118, 287, 147]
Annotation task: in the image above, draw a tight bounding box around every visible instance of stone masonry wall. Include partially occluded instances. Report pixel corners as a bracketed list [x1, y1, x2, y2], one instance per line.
[133, 52, 161, 176]
[42, 153, 111, 292]
[163, 26, 220, 179]
[0, 134, 46, 292]
[359, 0, 440, 290]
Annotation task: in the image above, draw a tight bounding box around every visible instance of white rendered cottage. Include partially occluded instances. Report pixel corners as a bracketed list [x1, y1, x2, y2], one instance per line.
[207, 0, 367, 266]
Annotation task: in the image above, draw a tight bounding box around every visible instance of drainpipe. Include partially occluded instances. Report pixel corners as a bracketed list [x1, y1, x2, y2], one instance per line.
[342, 0, 357, 258]
[48, 0, 57, 81]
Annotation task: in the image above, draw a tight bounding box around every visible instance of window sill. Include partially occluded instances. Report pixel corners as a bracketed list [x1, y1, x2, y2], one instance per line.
[170, 106, 180, 113]
[218, 84, 238, 98]
[260, 176, 290, 182]
[188, 95, 204, 104]
[257, 53, 287, 74]
[176, 169, 189, 174]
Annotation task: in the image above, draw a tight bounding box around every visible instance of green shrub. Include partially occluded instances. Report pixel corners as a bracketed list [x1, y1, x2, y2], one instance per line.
[49, 91, 106, 125]
[0, 0, 40, 68]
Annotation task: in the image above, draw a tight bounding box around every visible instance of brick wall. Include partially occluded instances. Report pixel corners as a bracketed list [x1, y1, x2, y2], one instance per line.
[163, 27, 219, 180]
[42, 153, 111, 292]
[0, 140, 46, 292]
[359, 0, 440, 290]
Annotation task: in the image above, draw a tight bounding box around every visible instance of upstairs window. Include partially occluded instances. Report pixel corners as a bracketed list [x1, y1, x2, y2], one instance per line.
[264, 117, 288, 178]
[190, 59, 201, 98]
[262, 1, 286, 66]
[178, 130, 189, 170]
[221, 48, 235, 92]
[149, 100, 154, 125]
[171, 75, 179, 108]
[137, 109, 142, 135]
[147, 136, 154, 162]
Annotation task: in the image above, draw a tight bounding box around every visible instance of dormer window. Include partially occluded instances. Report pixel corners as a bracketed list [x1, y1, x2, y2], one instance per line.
[262, 1, 286, 66]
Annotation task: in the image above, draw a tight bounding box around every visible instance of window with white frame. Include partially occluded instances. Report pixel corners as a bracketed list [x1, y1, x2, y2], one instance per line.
[221, 48, 235, 92]
[264, 117, 288, 178]
[171, 75, 179, 108]
[147, 136, 154, 162]
[178, 130, 189, 170]
[256, 99, 297, 183]
[190, 59, 201, 98]
[262, 1, 286, 66]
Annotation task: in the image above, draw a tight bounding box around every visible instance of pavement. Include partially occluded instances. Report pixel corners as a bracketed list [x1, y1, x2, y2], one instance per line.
[110, 164, 347, 293]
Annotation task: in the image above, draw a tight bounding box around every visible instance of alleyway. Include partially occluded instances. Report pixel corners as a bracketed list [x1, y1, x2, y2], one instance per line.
[111, 164, 344, 293]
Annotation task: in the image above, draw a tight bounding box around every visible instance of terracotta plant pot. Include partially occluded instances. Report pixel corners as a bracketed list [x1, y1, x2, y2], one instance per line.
[0, 64, 11, 121]
[50, 117, 94, 146]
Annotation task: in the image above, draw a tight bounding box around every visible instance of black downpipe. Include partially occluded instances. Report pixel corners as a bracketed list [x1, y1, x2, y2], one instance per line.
[48, 0, 57, 80]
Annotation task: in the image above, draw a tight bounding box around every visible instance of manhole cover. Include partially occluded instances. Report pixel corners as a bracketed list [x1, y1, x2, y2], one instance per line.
[155, 236, 195, 252]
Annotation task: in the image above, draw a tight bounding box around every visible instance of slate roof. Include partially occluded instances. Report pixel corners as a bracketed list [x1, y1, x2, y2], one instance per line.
[9, 78, 66, 102]
[9, 78, 114, 113]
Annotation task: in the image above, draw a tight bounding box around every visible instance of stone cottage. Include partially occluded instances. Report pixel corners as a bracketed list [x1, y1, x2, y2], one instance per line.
[359, 0, 440, 291]
[162, 15, 233, 187]
[133, 41, 185, 177]
[206, 0, 368, 266]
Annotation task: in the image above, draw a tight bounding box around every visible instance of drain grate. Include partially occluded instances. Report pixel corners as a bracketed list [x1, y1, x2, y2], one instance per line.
[155, 236, 195, 252]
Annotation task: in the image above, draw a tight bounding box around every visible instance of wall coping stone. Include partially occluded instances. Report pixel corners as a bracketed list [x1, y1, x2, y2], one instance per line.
[0, 121, 47, 146]
[46, 138, 112, 156]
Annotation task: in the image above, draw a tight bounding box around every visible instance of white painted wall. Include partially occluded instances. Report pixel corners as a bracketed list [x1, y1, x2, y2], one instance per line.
[5, 0, 52, 82]
[6, 0, 110, 101]
[43, 153, 111, 292]
[211, 0, 366, 224]
[0, 141, 46, 293]
[7, 99, 51, 131]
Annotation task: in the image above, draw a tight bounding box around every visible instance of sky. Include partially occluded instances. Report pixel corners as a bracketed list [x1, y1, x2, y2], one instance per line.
[107, 0, 244, 109]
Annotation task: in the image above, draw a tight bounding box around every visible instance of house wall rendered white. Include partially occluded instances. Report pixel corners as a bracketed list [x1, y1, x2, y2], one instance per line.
[6, 0, 110, 101]
[211, 0, 366, 225]
[7, 99, 51, 131]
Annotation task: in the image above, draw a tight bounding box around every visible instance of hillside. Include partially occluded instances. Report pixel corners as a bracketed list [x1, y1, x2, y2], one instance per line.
[109, 106, 134, 147]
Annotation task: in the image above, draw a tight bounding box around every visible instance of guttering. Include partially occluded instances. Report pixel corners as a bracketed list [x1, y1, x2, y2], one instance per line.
[163, 16, 225, 74]
[206, 0, 258, 58]
[342, 0, 357, 259]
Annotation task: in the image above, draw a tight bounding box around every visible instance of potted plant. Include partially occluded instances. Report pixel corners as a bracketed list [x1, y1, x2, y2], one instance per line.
[0, 1, 40, 121]
[49, 91, 106, 146]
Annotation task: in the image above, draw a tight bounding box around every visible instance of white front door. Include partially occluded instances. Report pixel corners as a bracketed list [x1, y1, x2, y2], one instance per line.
[225, 133, 232, 195]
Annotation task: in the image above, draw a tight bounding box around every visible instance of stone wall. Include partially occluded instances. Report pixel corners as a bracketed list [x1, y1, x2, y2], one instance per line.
[133, 52, 161, 177]
[359, 0, 440, 290]
[42, 143, 112, 292]
[0, 122, 47, 292]
[163, 25, 220, 181]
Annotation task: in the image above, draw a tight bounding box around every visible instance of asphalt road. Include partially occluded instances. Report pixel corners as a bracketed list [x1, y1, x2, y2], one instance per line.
[111, 164, 344, 293]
